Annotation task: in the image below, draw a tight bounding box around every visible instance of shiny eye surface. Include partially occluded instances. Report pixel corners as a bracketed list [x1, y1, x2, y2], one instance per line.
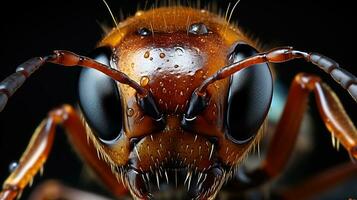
[226, 43, 273, 144]
[78, 47, 123, 142]
[137, 27, 152, 36]
[188, 23, 209, 35]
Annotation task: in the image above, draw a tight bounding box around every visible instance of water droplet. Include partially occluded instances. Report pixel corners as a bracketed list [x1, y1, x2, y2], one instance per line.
[159, 99, 163, 104]
[140, 76, 150, 86]
[174, 64, 179, 68]
[194, 47, 201, 54]
[180, 91, 184, 96]
[150, 57, 153, 61]
[159, 81, 164, 87]
[127, 108, 134, 117]
[138, 28, 152, 36]
[8, 161, 18, 173]
[144, 51, 150, 58]
[135, 11, 144, 16]
[112, 55, 119, 63]
[159, 53, 166, 58]
[175, 47, 185, 56]
[162, 88, 167, 93]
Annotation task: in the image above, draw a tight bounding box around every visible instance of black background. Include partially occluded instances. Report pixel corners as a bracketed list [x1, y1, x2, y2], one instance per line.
[0, 0, 356, 199]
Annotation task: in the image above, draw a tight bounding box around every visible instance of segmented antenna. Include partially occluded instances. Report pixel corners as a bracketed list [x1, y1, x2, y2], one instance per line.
[196, 47, 357, 101]
[0, 50, 148, 112]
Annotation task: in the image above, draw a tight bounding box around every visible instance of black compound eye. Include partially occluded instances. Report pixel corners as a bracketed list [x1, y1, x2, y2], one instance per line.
[78, 47, 123, 142]
[137, 27, 152, 36]
[188, 23, 209, 35]
[226, 43, 273, 144]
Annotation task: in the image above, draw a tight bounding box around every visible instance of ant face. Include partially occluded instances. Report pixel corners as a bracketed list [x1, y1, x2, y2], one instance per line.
[78, 8, 272, 199]
[1, 2, 356, 200]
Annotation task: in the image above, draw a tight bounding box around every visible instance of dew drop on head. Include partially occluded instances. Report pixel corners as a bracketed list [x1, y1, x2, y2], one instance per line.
[140, 76, 150, 87]
[175, 47, 185, 56]
[144, 51, 150, 58]
[127, 108, 134, 117]
[8, 161, 18, 173]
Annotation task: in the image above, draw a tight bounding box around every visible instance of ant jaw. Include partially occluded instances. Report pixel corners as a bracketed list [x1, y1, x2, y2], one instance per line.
[125, 165, 226, 200]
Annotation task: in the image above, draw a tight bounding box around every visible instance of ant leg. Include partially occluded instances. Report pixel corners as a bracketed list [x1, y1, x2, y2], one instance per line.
[28, 180, 112, 200]
[229, 73, 357, 191]
[272, 162, 357, 199]
[0, 105, 127, 200]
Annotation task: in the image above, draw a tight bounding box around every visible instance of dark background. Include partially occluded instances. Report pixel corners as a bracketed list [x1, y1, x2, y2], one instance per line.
[0, 0, 356, 199]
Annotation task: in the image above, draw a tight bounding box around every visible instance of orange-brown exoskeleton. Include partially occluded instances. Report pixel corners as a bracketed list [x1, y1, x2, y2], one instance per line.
[1, 2, 357, 200]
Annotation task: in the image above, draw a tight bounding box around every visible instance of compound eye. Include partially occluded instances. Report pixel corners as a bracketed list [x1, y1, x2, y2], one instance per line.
[138, 27, 152, 36]
[78, 47, 123, 142]
[188, 23, 209, 35]
[226, 43, 273, 144]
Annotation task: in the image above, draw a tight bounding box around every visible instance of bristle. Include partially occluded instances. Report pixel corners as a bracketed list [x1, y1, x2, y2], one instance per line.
[331, 134, 336, 148]
[119, 8, 125, 21]
[257, 142, 261, 158]
[144, 0, 149, 11]
[175, 169, 178, 188]
[209, 144, 214, 161]
[186, 15, 191, 35]
[29, 177, 33, 187]
[336, 139, 340, 151]
[101, 0, 118, 27]
[224, 2, 231, 23]
[81, 115, 117, 174]
[156, 171, 160, 190]
[225, 0, 241, 36]
[164, 170, 169, 184]
[134, 146, 141, 161]
[197, 172, 203, 186]
[40, 166, 44, 176]
[16, 190, 22, 200]
[187, 171, 193, 190]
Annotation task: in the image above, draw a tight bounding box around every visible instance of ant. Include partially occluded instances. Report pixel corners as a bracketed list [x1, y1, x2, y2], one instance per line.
[1, 0, 356, 199]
